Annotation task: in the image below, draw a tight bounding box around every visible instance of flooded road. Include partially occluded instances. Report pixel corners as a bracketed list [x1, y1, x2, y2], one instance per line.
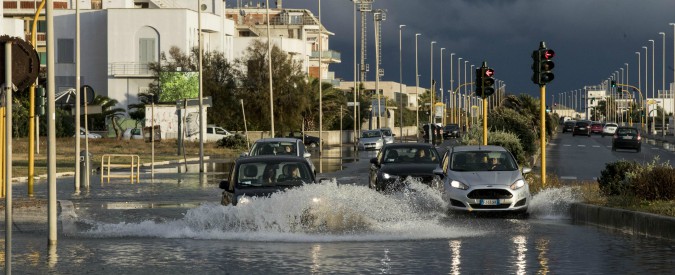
[2, 146, 674, 274]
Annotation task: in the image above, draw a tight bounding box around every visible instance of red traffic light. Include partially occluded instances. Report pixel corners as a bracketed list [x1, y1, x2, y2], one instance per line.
[484, 68, 494, 77]
[542, 49, 555, 59]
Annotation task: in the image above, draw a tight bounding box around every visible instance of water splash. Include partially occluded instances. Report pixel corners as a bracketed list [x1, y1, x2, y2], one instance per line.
[74, 180, 486, 241]
[528, 187, 582, 219]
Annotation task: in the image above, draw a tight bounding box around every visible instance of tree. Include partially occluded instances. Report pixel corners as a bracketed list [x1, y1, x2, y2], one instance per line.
[90, 95, 125, 139]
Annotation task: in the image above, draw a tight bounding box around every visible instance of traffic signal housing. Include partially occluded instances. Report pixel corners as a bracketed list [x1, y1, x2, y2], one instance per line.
[531, 47, 555, 85]
[35, 86, 46, 116]
[475, 65, 495, 97]
[611, 80, 616, 88]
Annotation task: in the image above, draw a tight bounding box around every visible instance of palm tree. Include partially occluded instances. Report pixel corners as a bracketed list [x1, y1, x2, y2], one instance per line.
[91, 95, 126, 139]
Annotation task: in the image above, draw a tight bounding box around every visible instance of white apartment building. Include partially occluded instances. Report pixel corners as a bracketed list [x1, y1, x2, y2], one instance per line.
[337, 81, 420, 110]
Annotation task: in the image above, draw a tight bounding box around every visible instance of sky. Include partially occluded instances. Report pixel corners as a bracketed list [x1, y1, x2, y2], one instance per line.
[263, 0, 675, 105]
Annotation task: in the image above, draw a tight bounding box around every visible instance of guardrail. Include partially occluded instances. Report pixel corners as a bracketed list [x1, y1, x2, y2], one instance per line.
[100, 154, 140, 183]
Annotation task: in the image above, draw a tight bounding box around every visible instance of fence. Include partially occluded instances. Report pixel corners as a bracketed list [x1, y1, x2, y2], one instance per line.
[100, 154, 140, 184]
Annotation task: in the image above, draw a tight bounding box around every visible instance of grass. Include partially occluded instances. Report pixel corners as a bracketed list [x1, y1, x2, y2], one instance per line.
[7, 137, 241, 178]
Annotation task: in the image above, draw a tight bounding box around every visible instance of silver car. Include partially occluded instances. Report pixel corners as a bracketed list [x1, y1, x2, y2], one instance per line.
[434, 145, 531, 214]
[358, 130, 385, 151]
[379, 127, 395, 144]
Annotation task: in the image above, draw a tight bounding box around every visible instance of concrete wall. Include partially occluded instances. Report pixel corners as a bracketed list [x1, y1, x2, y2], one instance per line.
[241, 126, 419, 146]
[570, 203, 675, 240]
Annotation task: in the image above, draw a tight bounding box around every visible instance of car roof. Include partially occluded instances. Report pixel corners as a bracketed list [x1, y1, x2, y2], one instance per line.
[236, 155, 308, 164]
[616, 126, 639, 130]
[450, 145, 508, 152]
[254, 138, 300, 143]
[382, 143, 436, 149]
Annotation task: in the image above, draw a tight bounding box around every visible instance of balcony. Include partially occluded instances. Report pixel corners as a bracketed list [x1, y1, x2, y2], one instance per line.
[108, 63, 154, 77]
[310, 50, 341, 63]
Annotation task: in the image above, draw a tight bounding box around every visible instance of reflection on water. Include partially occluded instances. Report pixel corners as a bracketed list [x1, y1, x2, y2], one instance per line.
[512, 235, 528, 275]
[536, 238, 550, 275]
[449, 240, 462, 275]
[380, 249, 391, 274]
[311, 244, 321, 273]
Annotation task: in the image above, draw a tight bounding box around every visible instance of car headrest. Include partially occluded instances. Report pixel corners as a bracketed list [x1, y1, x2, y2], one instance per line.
[244, 165, 258, 177]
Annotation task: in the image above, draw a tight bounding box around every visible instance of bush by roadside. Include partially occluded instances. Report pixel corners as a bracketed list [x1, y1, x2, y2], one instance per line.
[217, 134, 248, 150]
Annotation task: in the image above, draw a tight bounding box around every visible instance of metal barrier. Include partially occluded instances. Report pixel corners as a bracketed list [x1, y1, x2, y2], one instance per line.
[100, 154, 140, 183]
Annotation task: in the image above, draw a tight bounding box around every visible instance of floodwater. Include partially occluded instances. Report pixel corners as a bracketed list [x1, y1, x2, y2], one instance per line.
[1, 148, 673, 274]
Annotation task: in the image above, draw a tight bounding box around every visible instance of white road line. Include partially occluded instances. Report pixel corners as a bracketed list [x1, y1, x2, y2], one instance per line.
[560, 176, 577, 180]
[563, 145, 571, 147]
[578, 145, 586, 147]
[606, 146, 612, 148]
[651, 147, 659, 150]
[592, 145, 601, 148]
[549, 143, 557, 146]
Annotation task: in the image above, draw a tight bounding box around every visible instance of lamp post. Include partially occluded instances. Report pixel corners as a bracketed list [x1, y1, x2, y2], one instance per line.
[650, 39, 655, 134]
[450, 52, 455, 123]
[470, 64, 475, 125]
[620, 68, 624, 124]
[637, 51, 643, 130]
[430, 41, 436, 125]
[440, 47, 445, 125]
[463, 60, 468, 129]
[659, 32, 666, 136]
[457, 57, 462, 128]
[399, 24, 405, 141]
[266, 0, 275, 138]
[644, 46, 649, 131]
[318, 0, 323, 153]
[352, 1, 357, 148]
[671, 23, 675, 132]
[415, 33, 421, 140]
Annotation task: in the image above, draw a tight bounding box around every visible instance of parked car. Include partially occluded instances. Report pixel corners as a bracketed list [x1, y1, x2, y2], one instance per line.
[368, 143, 441, 192]
[612, 127, 641, 152]
[590, 123, 604, 134]
[562, 120, 576, 133]
[379, 127, 395, 144]
[75, 127, 101, 139]
[602, 123, 618, 137]
[219, 156, 317, 206]
[206, 125, 233, 141]
[422, 123, 443, 143]
[434, 145, 532, 214]
[443, 124, 461, 139]
[123, 128, 143, 140]
[287, 131, 321, 148]
[358, 130, 385, 151]
[572, 121, 591, 137]
[243, 138, 315, 174]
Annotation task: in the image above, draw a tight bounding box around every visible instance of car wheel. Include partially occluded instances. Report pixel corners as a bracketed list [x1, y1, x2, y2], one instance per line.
[308, 142, 318, 148]
[636, 146, 641, 153]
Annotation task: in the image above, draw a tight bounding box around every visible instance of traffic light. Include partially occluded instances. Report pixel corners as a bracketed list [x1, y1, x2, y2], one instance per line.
[610, 80, 616, 88]
[475, 63, 495, 97]
[36, 86, 45, 116]
[531, 43, 555, 85]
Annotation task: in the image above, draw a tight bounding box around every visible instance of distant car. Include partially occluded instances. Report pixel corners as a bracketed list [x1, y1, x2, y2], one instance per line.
[123, 128, 143, 140]
[287, 131, 321, 148]
[562, 120, 576, 133]
[219, 156, 317, 206]
[369, 143, 441, 192]
[75, 127, 101, 139]
[379, 127, 395, 144]
[572, 121, 591, 137]
[602, 123, 618, 137]
[443, 124, 460, 139]
[590, 123, 604, 134]
[206, 125, 233, 141]
[244, 138, 315, 174]
[612, 127, 641, 152]
[358, 130, 385, 151]
[422, 123, 443, 143]
[435, 145, 532, 214]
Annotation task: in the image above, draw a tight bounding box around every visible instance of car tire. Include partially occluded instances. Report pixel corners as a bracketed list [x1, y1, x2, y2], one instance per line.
[308, 142, 318, 148]
[636, 146, 641, 153]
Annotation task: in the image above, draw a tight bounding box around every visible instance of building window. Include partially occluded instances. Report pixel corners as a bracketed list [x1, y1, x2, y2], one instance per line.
[139, 38, 155, 64]
[57, 38, 74, 63]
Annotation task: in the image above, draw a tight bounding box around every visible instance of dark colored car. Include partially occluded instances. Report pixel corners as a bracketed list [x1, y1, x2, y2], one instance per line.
[219, 155, 317, 205]
[590, 123, 604, 134]
[612, 127, 641, 152]
[422, 124, 443, 144]
[287, 131, 321, 148]
[443, 124, 461, 139]
[572, 121, 591, 137]
[562, 120, 576, 133]
[368, 143, 441, 192]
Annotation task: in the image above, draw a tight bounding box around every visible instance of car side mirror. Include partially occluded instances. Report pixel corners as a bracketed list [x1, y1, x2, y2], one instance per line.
[240, 152, 249, 157]
[522, 167, 532, 174]
[433, 167, 445, 179]
[303, 152, 312, 158]
[219, 180, 232, 192]
[370, 158, 379, 165]
[392, 134, 396, 137]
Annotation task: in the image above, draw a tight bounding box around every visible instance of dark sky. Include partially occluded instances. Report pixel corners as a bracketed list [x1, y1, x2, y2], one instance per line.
[274, 0, 675, 104]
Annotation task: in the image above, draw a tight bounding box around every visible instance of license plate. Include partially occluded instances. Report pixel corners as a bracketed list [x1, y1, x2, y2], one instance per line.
[579, 127, 585, 130]
[623, 136, 633, 140]
[480, 199, 500, 205]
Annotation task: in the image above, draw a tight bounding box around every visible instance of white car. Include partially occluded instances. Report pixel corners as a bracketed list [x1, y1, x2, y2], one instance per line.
[602, 123, 618, 137]
[358, 130, 385, 151]
[206, 125, 233, 141]
[76, 127, 101, 139]
[123, 128, 143, 140]
[379, 127, 395, 144]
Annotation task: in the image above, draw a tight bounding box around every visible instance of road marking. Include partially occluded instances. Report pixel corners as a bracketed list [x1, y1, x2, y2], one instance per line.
[578, 145, 586, 147]
[549, 143, 557, 146]
[560, 176, 577, 180]
[652, 147, 659, 150]
[592, 145, 601, 148]
[563, 145, 571, 147]
[606, 146, 612, 148]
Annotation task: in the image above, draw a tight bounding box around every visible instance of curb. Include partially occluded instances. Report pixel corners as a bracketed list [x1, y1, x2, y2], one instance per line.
[570, 202, 675, 240]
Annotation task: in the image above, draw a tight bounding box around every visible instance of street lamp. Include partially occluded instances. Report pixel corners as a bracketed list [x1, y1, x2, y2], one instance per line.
[670, 23, 675, 131]
[650, 39, 655, 134]
[399, 24, 405, 141]
[415, 33, 421, 139]
[440, 47, 445, 124]
[318, 0, 323, 153]
[457, 57, 462, 127]
[659, 32, 666, 136]
[430, 41, 436, 125]
[464, 60, 468, 129]
[450, 52, 455, 123]
[644, 46, 649, 131]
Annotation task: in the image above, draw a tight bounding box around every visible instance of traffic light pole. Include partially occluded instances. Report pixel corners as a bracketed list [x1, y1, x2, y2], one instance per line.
[540, 85, 547, 187]
[483, 96, 488, 145]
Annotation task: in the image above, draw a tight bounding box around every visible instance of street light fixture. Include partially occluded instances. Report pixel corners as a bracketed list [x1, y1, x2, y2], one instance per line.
[449, 52, 455, 123]
[430, 41, 436, 126]
[659, 32, 666, 136]
[649, 39, 655, 134]
[399, 24, 405, 141]
[415, 33, 421, 139]
[457, 57, 462, 127]
[643, 46, 649, 130]
[440, 47, 445, 124]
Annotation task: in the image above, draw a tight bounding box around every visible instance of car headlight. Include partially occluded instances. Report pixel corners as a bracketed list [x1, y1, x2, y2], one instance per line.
[312, 197, 321, 203]
[450, 180, 469, 190]
[237, 196, 251, 205]
[510, 179, 526, 190]
[382, 173, 399, 180]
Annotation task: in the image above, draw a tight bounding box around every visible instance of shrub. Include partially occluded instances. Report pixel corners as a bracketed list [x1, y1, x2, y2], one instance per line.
[488, 130, 527, 166]
[488, 108, 537, 155]
[597, 160, 641, 196]
[217, 134, 248, 150]
[632, 166, 675, 200]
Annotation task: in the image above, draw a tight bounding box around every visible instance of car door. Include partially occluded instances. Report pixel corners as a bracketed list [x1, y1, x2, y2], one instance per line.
[369, 149, 384, 188]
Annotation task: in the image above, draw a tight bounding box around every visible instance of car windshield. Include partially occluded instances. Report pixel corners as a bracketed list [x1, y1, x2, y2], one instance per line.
[237, 161, 312, 187]
[605, 123, 618, 128]
[616, 128, 638, 135]
[450, 151, 518, 172]
[445, 125, 459, 131]
[576, 122, 589, 127]
[250, 141, 298, 156]
[380, 129, 392, 136]
[381, 147, 440, 164]
[565, 121, 575, 126]
[361, 131, 382, 138]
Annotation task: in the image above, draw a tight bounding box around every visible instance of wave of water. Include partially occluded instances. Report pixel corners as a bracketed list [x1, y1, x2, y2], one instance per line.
[60, 179, 583, 241]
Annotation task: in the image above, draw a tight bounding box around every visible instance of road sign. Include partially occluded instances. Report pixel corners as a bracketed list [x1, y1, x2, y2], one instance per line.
[0, 35, 40, 91]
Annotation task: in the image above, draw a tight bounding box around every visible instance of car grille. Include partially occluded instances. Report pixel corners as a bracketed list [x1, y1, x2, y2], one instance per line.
[469, 204, 512, 209]
[467, 189, 513, 199]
